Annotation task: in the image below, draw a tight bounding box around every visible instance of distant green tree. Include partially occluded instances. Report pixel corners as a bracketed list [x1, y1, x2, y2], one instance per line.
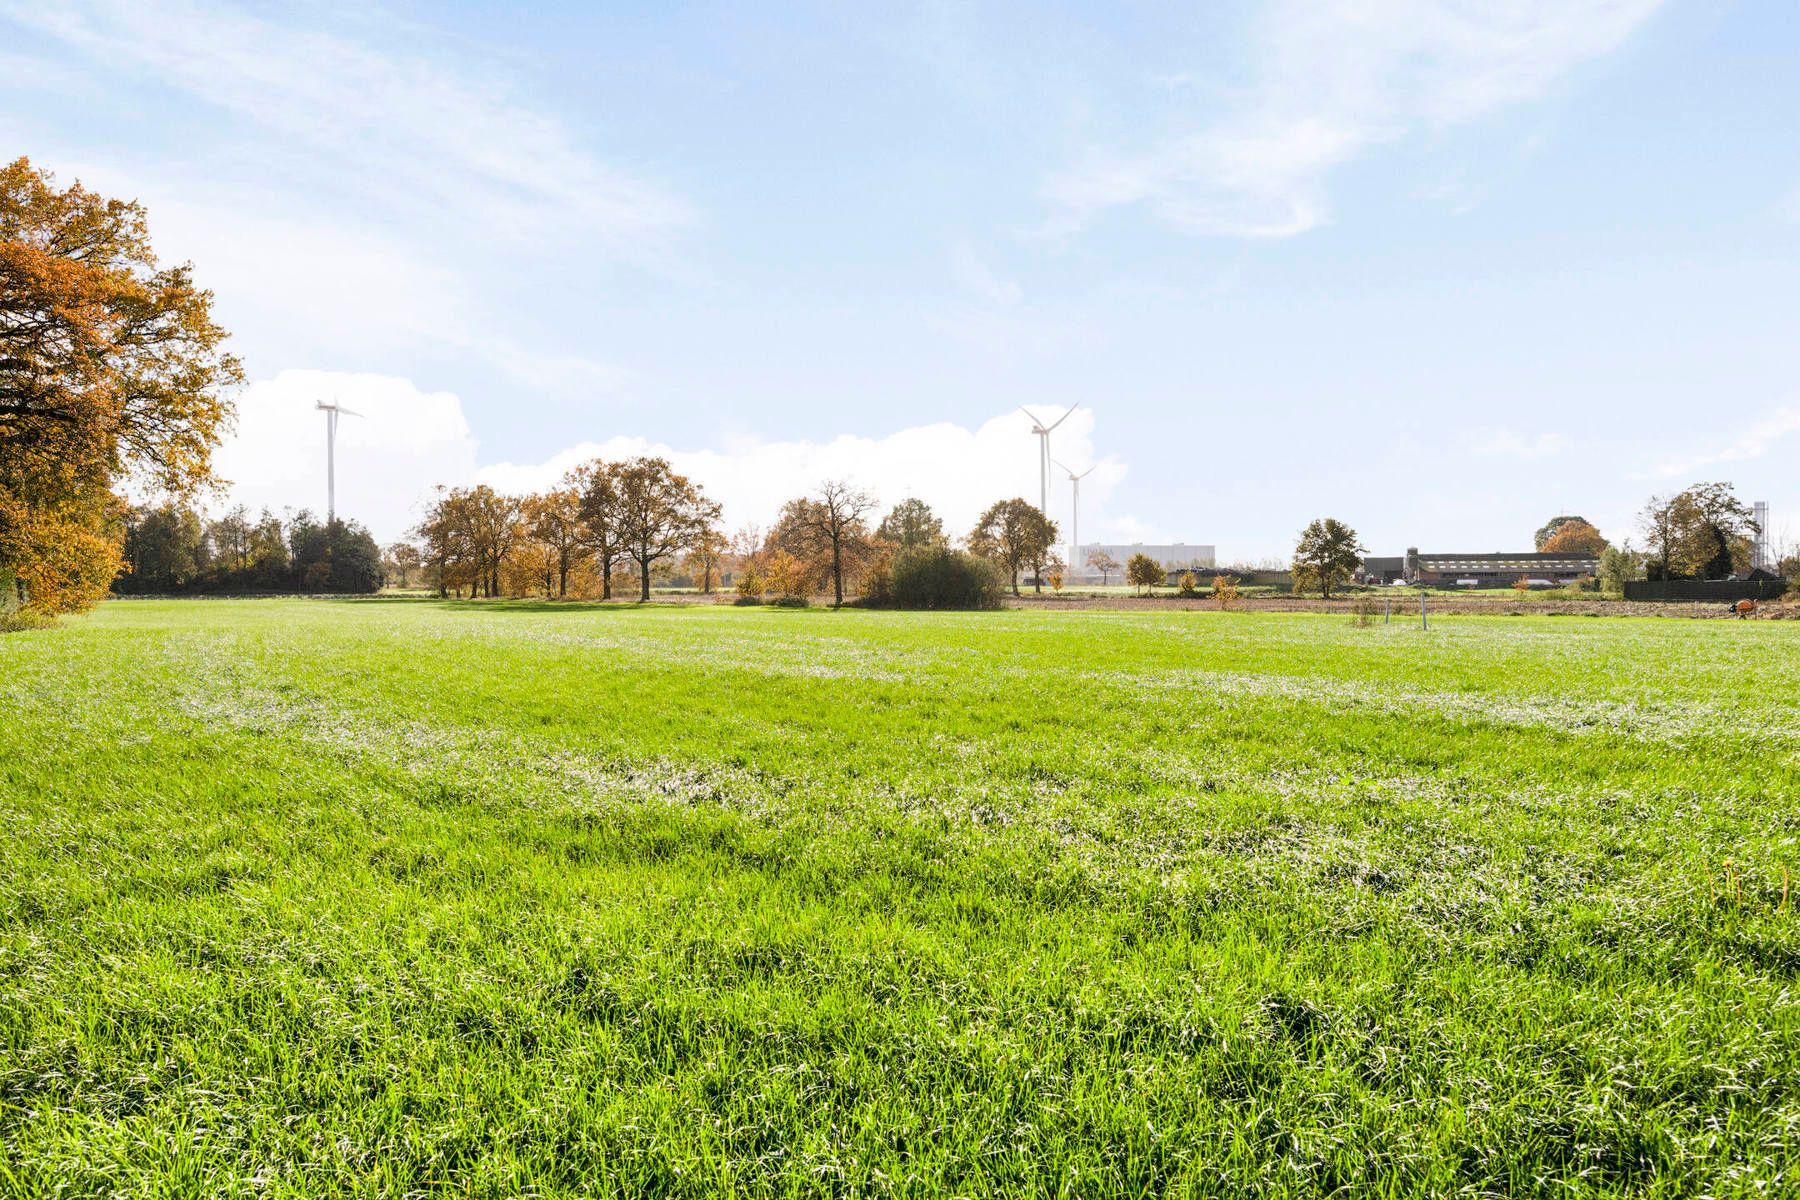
[1639, 482, 1755, 579]
[327, 521, 384, 593]
[969, 499, 1057, 596]
[879, 546, 1003, 609]
[289, 512, 383, 594]
[119, 502, 204, 593]
[1292, 518, 1364, 599]
[875, 498, 945, 550]
[1597, 543, 1643, 595]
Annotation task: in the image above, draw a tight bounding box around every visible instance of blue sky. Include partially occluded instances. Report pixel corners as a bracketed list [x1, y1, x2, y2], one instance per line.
[5, 0, 1798, 560]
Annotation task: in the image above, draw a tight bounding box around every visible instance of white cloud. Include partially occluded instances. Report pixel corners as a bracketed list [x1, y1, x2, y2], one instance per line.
[211, 377, 1139, 548]
[479, 406, 1130, 545]
[210, 371, 479, 541]
[1650, 405, 1800, 478]
[1045, 0, 1665, 237]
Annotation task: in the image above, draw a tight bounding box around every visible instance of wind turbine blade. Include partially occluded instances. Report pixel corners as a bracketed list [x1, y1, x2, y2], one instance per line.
[1017, 405, 1044, 430]
[1045, 403, 1078, 432]
[337, 406, 364, 418]
[1077, 466, 1097, 480]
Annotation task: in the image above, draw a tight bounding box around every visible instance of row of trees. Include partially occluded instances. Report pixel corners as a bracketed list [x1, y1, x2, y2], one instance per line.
[1530, 483, 1780, 585]
[1278, 482, 1781, 603]
[406, 465, 1072, 606]
[115, 503, 384, 594]
[413, 458, 721, 602]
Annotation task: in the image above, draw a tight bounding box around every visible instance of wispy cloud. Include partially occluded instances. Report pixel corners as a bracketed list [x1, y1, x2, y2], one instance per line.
[3, 0, 691, 250]
[3, 0, 688, 389]
[38, 158, 631, 393]
[1044, 0, 1665, 238]
[1651, 405, 1800, 478]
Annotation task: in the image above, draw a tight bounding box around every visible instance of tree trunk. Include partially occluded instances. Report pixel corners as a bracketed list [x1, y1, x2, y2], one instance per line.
[601, 558, 612, 600]
[832, 540, 844, 607]
[638, 557, 651, 602]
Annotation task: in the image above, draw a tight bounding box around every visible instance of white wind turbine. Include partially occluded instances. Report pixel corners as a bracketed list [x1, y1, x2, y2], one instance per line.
[1053, 457, 1096, 578]
[1018, 404, 1077, 517]
[315, 398, 362, 523]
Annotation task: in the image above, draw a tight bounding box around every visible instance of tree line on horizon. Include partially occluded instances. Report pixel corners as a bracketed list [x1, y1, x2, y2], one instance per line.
[1281, 481, 1784, 600]
[406, 461, 1069, 608]
[113, 503, 384, 596]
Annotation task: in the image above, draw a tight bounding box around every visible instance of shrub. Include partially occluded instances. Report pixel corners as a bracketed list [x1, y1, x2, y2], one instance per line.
[1127, 553, 1162, 595]
[0, 609, 57, 633]
[1177, 571, 1199, 597]
[880, 547, 1004, 610]
[732, 595, 762, 607]
[769, 595, 811, 609]
[1213, 574, 1240, 609]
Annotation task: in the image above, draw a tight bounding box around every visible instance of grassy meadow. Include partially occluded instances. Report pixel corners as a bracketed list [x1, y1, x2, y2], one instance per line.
[4, 598, 1799, 1197]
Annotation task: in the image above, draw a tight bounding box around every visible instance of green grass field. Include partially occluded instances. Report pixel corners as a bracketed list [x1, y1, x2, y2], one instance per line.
[4, 599, 1799, 1197]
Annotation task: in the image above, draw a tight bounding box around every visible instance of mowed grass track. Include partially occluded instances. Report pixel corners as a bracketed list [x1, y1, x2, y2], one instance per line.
[3, 600, 1799, 1198]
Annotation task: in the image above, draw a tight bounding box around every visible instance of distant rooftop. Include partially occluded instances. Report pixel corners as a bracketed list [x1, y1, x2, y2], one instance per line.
[1416, 552, 1600, 567]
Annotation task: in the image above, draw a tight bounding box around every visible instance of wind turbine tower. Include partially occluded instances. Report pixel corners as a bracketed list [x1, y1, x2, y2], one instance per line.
[315, 399, 361, 523]
[1019, 404, 1077, 516]
[1753, 500, 1771, 571]
[1053, 458, 1096, 577]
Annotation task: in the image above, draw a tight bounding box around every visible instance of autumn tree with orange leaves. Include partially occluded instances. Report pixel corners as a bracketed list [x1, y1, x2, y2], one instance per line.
[1, 158, 241, 619]
[522, 487, 588, 597]
[614, 457, 720, 602]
